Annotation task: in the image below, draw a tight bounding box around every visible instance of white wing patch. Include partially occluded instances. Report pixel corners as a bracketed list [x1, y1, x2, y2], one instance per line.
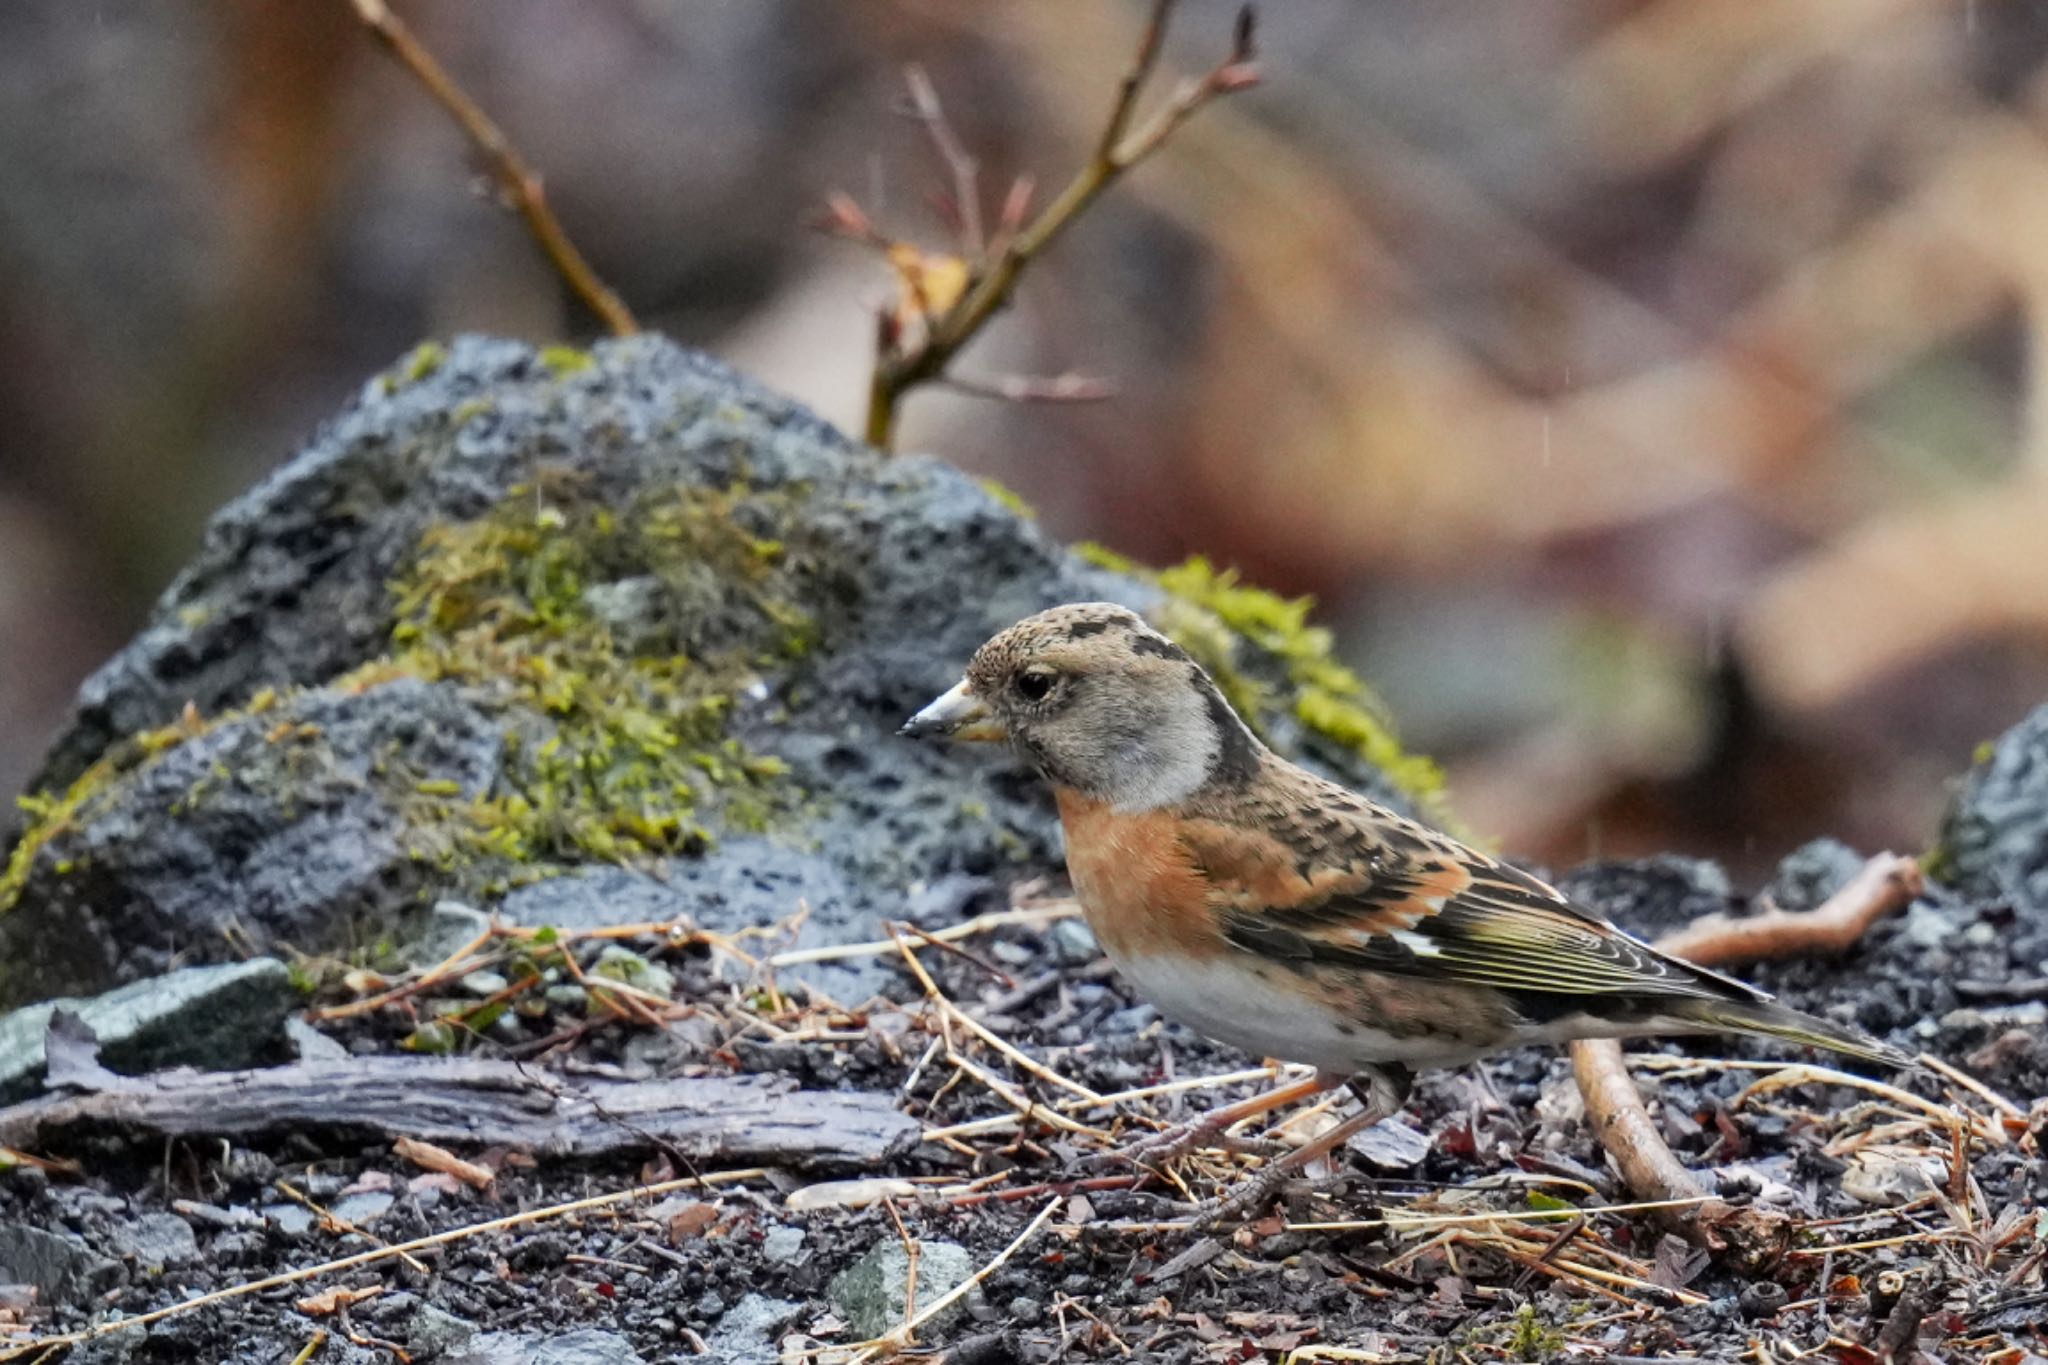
[1390, 929, 1442, 958]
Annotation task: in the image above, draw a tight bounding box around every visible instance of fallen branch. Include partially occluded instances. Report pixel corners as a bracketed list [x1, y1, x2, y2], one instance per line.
[1570, 852, 1924, 1267]
[0, 1055, 916, 1169]
[346, 0, 638, 337]
[1650, 853, 1925, 968]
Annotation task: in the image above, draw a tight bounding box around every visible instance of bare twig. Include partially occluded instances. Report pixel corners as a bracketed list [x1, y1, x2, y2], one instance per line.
[1569, 852, 1924, 1267]
[939, 372, 1118, 404]
[903, 66, 983, 256]
[1650, 853, 1924, 967]
[832, 0, 1259, 449]
[345, 0, 638, 337]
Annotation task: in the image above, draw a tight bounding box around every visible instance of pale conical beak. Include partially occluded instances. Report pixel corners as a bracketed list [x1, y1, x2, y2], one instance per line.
[900, 679, 1007, 742]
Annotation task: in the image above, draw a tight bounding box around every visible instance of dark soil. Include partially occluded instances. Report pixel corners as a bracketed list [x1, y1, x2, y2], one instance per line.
[4, 841, 2045, 1363]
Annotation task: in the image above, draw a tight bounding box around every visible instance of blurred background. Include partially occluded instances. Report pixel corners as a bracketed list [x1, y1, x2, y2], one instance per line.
[2, 0, 2043, 881]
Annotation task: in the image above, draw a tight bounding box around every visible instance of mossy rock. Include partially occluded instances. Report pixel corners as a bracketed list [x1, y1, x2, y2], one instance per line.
[1935, 703, 2048, 919]
[0, 336, 1439, 1007]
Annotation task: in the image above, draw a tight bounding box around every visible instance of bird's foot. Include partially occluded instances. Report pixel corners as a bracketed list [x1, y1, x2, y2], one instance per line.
[1187, 1165, 1369, 1235]
[1084, 1116, 1281, 1174]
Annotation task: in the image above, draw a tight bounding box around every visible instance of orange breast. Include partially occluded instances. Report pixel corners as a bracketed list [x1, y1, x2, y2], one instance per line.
[1056, 791, 1226, 963]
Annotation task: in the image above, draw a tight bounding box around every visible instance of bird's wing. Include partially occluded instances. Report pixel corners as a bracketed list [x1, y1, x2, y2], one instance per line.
[1182, 790, 1764, 1008]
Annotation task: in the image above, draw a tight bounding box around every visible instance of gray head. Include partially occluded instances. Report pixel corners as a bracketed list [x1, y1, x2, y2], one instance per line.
[901, 602, 1264, 809]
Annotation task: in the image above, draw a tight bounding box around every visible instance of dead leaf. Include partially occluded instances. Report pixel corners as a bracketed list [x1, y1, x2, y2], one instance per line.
[394, 1136, 494, 1190]
[295, 1285, 383, 1316]
[667, 1201, 719, 1241]
[783, 1177, 919, 1212]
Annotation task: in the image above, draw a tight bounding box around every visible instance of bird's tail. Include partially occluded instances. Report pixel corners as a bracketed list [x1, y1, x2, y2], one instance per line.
[1676, 997, 1914, 1069]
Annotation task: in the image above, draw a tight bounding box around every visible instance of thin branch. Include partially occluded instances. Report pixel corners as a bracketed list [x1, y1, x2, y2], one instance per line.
[1569, 852, 1924, 1267]
[1651, 854, 1924, 967]
[346, 0, 638, 337]
[939, 371, 1118, 404]
[904, 66, 983, 257]
[849, 0, 1259, 449]
[1096, 0, 1175, 164]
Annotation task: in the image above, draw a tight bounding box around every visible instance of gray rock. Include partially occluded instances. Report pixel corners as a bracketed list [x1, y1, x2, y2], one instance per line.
[410, 902, 494, 969]
[0, 958, 297, 1102]
[828, 1239, 976, 1339]
[760, 1225, 807, 1265]
[58, 1317, 148, 1365]
[1346, 1114, 1430, 1170]
[405, 1302, 481, 1360]
[444, 1329, 645, 1364]
[1901, 902, 1961, 950]
[105, 1212, 198, 1270]
[705, 1293, 803, 1364]
[0, 1221, 125, 1303]
[260, 1203, 317, 1236]
[1766, 838, 1865, 913]
[285, 1015, 350, 1062]
[1940, 704, 2048, 916]
[330, 1191, 394, 1226]
[0, 337, 1420, 1007]
[1049, 917, 1100, 965]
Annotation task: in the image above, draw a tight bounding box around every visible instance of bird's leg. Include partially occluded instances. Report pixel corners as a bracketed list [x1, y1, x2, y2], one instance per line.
[1189, 1063, 1414, 1233]
[1093, 1070, 1343, 1171]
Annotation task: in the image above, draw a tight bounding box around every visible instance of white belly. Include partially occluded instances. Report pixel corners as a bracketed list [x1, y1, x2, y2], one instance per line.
[1107, 949, 1480, 1074]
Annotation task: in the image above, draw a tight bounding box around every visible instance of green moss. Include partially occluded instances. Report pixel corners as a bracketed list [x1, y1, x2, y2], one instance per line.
[1152, 557, 1449, 819]
[382, 478, 811, 880]
[1074, 541, 1139, 574]
[4, 474, 816, 924]
[1505, 1303, 1565, 1362]
[538, 344, 595, 377]
[379, 341, 449, 394]
[976, 477, 1036, 519]
[1, 715, 203, 914]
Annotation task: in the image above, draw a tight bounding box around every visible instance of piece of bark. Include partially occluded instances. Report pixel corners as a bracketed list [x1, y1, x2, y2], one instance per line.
[0, 1056, 917, 1169]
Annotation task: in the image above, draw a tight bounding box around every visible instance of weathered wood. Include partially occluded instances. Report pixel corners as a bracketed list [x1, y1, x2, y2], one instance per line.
[0, 1056, 918, 1169]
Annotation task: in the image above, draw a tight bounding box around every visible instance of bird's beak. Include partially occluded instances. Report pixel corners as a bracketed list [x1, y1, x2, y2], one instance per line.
[900, 679, 1006, 742]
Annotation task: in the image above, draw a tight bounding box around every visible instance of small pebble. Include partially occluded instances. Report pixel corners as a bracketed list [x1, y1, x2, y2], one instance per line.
[1740, 1281, 1789, 1318]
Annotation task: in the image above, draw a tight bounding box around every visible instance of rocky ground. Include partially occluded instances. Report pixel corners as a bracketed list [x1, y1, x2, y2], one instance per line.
[0, 340, 2044, 1363]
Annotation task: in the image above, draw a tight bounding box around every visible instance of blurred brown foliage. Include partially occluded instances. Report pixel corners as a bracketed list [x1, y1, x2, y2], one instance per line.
[2, 0, 2043, 877]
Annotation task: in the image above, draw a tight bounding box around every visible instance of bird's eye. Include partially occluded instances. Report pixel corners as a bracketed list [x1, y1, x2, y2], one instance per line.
[1015, 668, 1056, 702]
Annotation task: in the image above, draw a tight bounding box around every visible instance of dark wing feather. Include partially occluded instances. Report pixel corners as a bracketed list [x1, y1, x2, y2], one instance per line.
[1188, 785, 1766, 1010]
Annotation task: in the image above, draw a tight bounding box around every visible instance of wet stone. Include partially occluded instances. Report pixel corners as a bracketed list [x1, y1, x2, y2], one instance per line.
[704, 1293, 803, 1365]
[105, 1213, 198, 1270]
[828, 1240, 976, 1339]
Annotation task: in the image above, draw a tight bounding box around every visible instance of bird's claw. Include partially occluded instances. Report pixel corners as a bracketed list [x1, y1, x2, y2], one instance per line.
[1085, 1119, 1280, 1174]
[1187, 1167, 1367, 1235]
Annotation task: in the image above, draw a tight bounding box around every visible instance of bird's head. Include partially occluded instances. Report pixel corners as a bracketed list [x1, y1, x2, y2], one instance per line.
[901, 602, 1264, 809]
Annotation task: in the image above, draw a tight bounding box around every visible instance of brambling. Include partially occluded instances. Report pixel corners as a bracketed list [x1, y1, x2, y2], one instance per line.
[904, 602, 1909, 1218]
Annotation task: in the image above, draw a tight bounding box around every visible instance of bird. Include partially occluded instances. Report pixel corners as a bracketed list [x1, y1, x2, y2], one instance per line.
[901, 601, 1910, 1223]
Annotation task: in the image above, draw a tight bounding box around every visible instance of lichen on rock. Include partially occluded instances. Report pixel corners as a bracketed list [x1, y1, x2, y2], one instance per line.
[0, 336, 1443, 1008]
